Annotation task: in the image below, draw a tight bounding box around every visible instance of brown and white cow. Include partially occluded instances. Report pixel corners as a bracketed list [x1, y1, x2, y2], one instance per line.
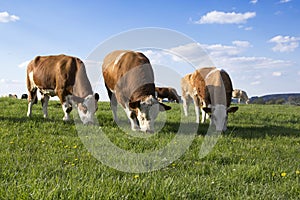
[232, 89, 249, 104]
[102, 50, 171, 133]
[26, 54, 99, 124]
[181, 67, 238, 131]
[155, 87, 181, 103]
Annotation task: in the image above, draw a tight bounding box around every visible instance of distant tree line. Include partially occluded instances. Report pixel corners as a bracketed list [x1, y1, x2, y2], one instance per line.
[251, 96, 300, 105]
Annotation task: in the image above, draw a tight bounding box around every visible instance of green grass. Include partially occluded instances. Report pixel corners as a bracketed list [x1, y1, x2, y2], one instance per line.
[1, 97, 300, 199]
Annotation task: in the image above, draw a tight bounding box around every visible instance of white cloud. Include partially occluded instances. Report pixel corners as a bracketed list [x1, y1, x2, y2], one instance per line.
[244, 27, 253, 31]
[167, 42, 293, 72]
[18, 60, 31, 68]
[298, 71, 300, 76]
[195, 11, 256, 24]
[269, 35, 300, 52]
[272, 71, 282, 76]
[0, 79, 23, 85]
[0, 11, 20, 23]
[279, 0, 291, 3]
[232, 40, 251, 48]
[250, 0, 258, 4]
[251, 81, 261, 85]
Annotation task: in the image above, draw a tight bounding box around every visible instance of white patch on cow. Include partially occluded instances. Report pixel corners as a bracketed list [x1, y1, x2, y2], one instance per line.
[182, 97, 189, 116]
[28, 71, 37, 90]
[113, 52, 126, 70]
[40, 89, 56, 96]
[77, 94, 98, 125]
[210, 104, 227, 132]
[136, 96, 160, 133]
[27, 102, 33, 117]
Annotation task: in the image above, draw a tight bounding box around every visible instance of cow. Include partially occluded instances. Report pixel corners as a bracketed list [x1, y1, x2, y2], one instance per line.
[26, 54, 99, 124]
[181, 67, 238, 132]
[9, 94, 18, 99]
[102, 50, 171, 133]
[21, 94, 28, 99]
[232, 89, 249, 104]
[155, 87, 181, 103]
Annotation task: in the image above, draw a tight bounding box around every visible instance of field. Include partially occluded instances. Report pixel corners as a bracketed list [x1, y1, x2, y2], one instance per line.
[1, 97, 300, 199]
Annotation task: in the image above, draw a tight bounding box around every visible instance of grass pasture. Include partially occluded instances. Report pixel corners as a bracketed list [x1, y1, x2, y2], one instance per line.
[1, 97, 300, 199]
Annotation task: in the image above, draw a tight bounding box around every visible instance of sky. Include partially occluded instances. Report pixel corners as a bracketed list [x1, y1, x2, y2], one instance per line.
[0, 0, 299, 100]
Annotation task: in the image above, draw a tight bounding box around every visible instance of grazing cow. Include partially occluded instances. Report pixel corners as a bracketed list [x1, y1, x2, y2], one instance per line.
[21, 94, 28, 99]
[181, 67, 238, 131]
[102, 50, 171, 133]
[155, 87, 181, 103]
[232, 89, 249, 104]
[26, 54, 99, 124]
[9, 94, 18, 99]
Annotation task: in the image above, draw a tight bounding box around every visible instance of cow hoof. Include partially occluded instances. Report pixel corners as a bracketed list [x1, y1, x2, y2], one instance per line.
[63, 116, 70, 121]
[132, 126, 140, 132]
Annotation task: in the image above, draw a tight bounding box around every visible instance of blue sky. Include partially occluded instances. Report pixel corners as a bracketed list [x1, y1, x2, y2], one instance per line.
[0, 0, 299, 100]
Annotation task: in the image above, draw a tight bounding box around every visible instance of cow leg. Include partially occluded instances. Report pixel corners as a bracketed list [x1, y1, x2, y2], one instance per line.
[62, 100, 72, 121]
[58, 93, 72, 121]
[193, 96, 200, 123]
[111, 94, 119, 122]
[27, 88, 37, 117]
[200, 101, 210, 123]
[41, 94, 50, 118]
[182, 97, 189, 116]
[125, 105, 140, 131]
[105, 84, 119, 122]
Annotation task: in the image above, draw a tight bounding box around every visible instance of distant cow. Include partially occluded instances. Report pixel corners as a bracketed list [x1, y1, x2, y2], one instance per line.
[155, 87, 181, 103]
[21, 94, 28, 99]
[232, 89, 249, 104]
[181, 67, 238, 131]
[9, 94, 18, 99]
[26, 54, 99, 124]
[102, 50, 171, 133]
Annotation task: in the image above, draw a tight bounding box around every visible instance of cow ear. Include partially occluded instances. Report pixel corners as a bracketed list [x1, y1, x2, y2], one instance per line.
[227, 106, 239, 113]
[129, 101, 140, 109]
[159, 103, 171, 112]
[202, 107, 211, 113]
[94, 93, 99, 101]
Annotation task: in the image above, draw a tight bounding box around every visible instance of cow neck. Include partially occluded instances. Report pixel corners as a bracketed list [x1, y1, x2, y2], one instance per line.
[130, 83, 155, 102]
[73, 63, 93, 98]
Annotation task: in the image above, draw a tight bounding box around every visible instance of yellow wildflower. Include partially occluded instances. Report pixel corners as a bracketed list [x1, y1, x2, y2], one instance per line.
[134, 175, 139, 179]
[281, 172, 287, 177]
[296, 170, 300, 175]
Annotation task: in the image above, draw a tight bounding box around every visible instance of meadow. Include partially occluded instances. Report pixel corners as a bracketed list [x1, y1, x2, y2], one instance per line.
[1, 97, 300, 199]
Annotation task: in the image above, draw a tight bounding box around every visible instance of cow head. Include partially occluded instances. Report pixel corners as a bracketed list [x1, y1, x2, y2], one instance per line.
[73, 93, 99, 124]
[203, 105, 238, 132]
[129, 95, 171, 133]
